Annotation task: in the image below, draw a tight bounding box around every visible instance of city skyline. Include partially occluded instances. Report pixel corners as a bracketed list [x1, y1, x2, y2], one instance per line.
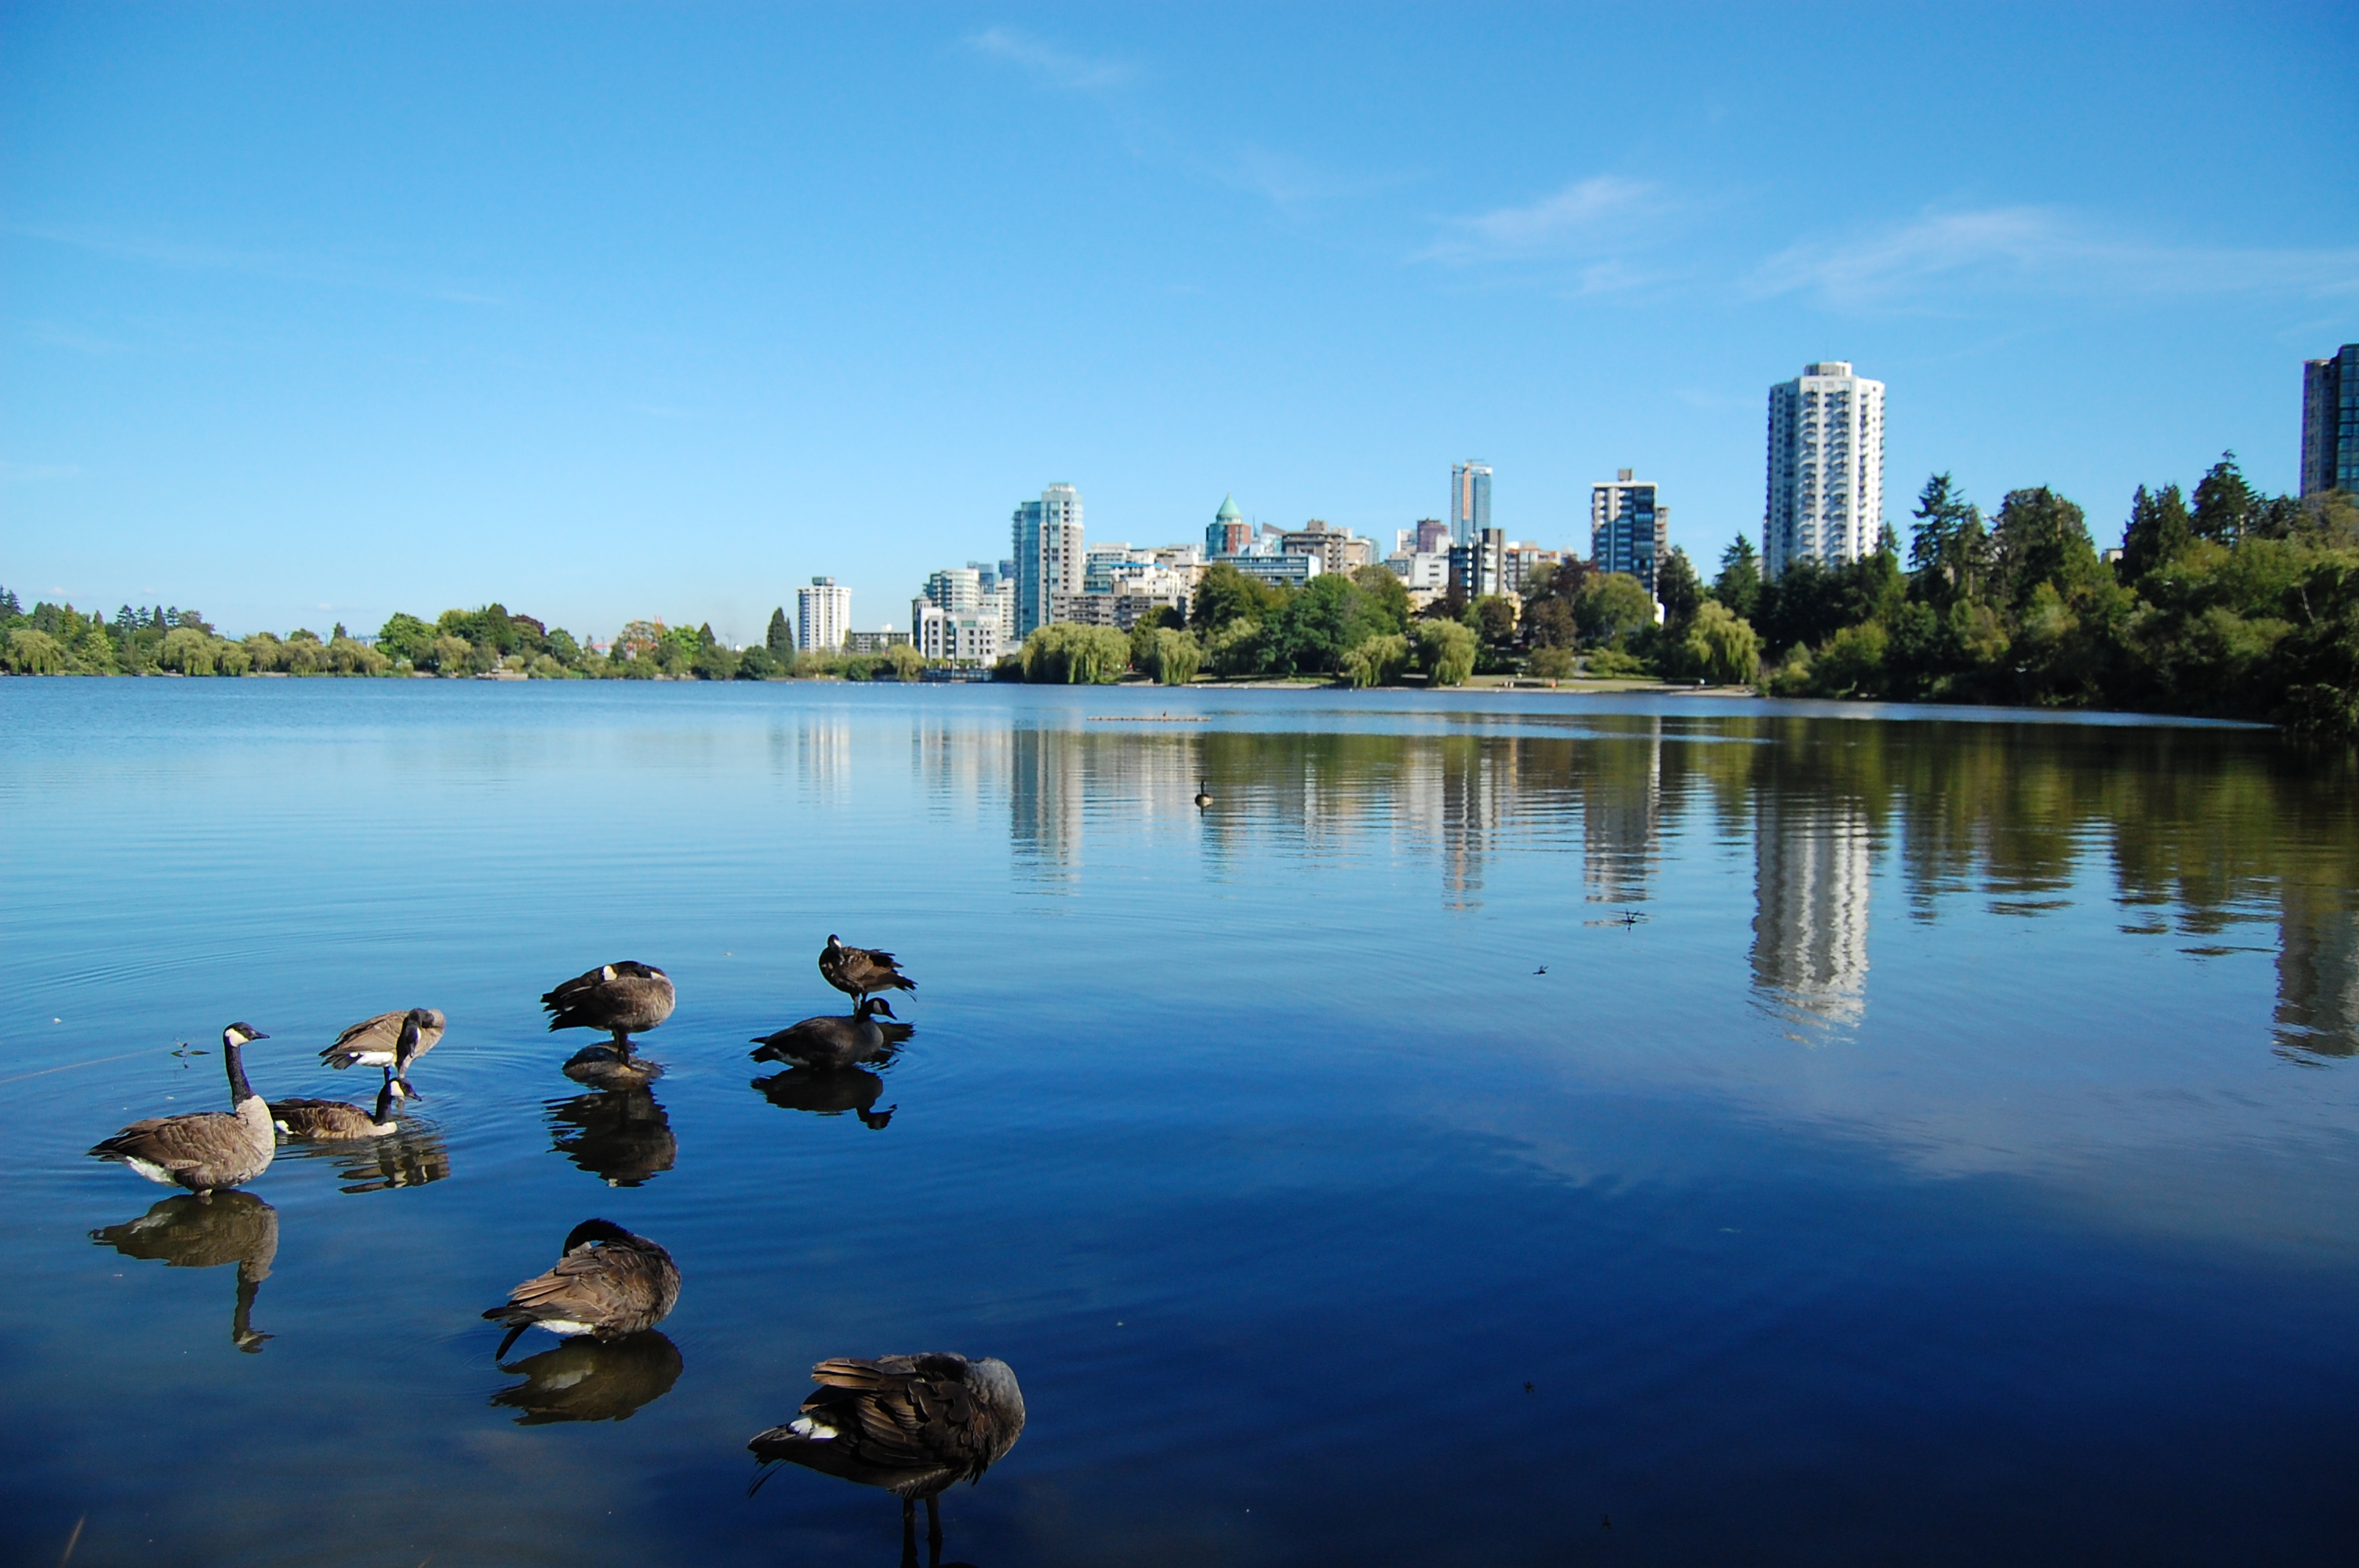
[7, 7, 2354, 643]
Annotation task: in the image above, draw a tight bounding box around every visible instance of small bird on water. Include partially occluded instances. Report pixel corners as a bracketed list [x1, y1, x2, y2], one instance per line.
[819, 936, 916, 1007]
[1194, 780, 1213, 809]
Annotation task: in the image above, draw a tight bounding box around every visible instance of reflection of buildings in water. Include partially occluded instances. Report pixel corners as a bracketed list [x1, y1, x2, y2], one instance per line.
[2276, 880, 2359, 1057]
[798, 717, 852, 794]
[91, 1192, 279, 1352]
[492, 1330, 684, 1425]
[1583, 721, 1663, 905]
[547, 1089, 677, 1187]
[1752, 796, 1873, 1026]
[1438, 739, 1518, 910]
[912, 719, 1011, 829]
[1010, 728, 1208, 885]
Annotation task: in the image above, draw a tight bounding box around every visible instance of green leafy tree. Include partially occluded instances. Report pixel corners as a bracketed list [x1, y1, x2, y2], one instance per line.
[883, 643, 925, 682]
[1416, 619, 1476, 686]
[1339, 632, 1412, 687]
[2191, 452, 2254, 546]
[1575, 573, 1656, 649]
[2119, 484, 2194, 583]
[1714, 535, 1761, 621]
[1147, 626, 1201, 685]
[431, 634, 474, 676]
[1348, 566, 1411, 636]
[1205, 618, 1267, 677]
[376, 612, 438, 666]
[1526, 644, 1576, 680]
[1655, 547, 1703, 630]
[1190, 562, 1285, 633]
[1018, 623, 1131, 684]
[1990, 487, 2103, 614]
[5, 628, 66, 673]
[1682, 601, 1762, 685]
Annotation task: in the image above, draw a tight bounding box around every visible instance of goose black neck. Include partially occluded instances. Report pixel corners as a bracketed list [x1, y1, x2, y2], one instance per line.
[224, 1038, 258, 1104]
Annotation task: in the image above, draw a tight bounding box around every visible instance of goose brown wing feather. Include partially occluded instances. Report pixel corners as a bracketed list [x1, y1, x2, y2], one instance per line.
[805, 1356, 1004, 1482]
[489, 1236, 679, 1333]
[91, 1111, 249, 1170]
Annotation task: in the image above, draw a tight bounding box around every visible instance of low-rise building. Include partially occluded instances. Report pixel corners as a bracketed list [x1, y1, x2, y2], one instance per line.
[1226, 554, 1321, 591]
[1502, 542, 1565, 597]
[842, 630, 911, 655]
[1278, 520, 1374, 576]
[912, 600, 1001, 664]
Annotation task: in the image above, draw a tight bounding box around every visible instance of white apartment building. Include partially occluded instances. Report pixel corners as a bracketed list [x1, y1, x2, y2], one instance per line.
[797, 576, 852, 652]
[1766, 361, 1885, 579]
[924, 567, 984, 612]
[1384, 551, 1452, 594]
[911, 599, 1001, 665]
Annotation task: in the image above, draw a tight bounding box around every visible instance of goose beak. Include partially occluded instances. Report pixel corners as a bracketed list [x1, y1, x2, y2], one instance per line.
[398, 1079, 422, 1101]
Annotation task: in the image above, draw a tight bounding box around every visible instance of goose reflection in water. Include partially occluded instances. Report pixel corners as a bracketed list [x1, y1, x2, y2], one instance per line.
[752, 1065, 896, 1129]
[91, 1192, 279, 1352]
[546, 1087, 676, 1187]
[285, 1117, 453, 1193]
[491, 1330, 684, 1425]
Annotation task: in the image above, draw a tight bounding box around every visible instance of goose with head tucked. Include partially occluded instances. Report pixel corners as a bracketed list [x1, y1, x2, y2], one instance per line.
[271, 1076, 409, 1140]
[89, 1023, 276, 1196]
[819, 937, 916, 1007]
[321, 1007, 444, 1087]
[749, 996, 910, 1072]
[541, 962, 674, 1056]
[482, 1218, 680, 1359]
[749, 1352, 1025, 1558]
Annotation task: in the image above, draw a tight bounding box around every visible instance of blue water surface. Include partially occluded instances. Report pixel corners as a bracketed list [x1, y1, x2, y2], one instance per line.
[2, 678, 2355, 1566]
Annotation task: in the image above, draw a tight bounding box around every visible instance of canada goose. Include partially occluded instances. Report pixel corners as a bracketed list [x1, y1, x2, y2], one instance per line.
[749, 996, 909, 1071]
[322, 1007, 445, 1086]
[541, 962, 674, 1058]
[752, 1065, 896, 1129]
[271, 1076, 407, 1139]
[483, 1218, 681, 1359]
[749, 1354, 1025, 1556]
[547, 1089, 676, 1188]
[819, 936, 916, 1006]
[492, 1330, 684, 1425]
[92, 1191, 280, 1352]
[89, 1024, 275, 1195]
[1194, 779, 1213, 808]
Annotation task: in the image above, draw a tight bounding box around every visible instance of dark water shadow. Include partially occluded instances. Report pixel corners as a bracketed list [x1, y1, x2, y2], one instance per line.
[547, 1088, 676, 1186]
[491, 1330, 683, 1425]
[91, 1192, 278, 1352]
[752, 1063, 897, 1129]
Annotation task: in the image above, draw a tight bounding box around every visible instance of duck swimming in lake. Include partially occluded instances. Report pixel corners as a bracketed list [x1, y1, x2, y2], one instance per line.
[271, 1076, 408, 1140]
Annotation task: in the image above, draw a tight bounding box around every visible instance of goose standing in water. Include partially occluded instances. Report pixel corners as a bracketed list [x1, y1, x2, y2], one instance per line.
[271, 1076, 409, 1140]
[321, 1007, 444, 1090]
[749, 996, 910, 1071]
[543, 962, 674, 1083]
[749, 1353, 1025, 1559]
[482, 1218, 680, 1359]
[89, 1023, 275, 1196]
[819, 936, 916, 1007]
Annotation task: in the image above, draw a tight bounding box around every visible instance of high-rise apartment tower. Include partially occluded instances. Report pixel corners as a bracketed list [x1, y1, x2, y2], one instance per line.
[1590, 470, 1669, 596]
[1450, 461, 1492, 547]
[2303, 345, 2359, 497]
[797, 576, 852, 653]
[1765, 362, 1885, 579]
[1012, 484, 1084, 637]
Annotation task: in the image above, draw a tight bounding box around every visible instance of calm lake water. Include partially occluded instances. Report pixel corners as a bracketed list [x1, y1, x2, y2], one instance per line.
[5, 680, 2357, 1566]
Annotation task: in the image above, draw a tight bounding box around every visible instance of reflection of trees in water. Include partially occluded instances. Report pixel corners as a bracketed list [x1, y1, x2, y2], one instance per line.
[938, 713, 2357, 1056]
[492, 1331, 683, 1424]
[547, 1089, 676, 1187]
[92, 1192, 279, 1352]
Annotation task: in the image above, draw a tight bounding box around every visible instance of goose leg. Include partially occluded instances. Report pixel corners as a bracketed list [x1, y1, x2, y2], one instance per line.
[900, 1497, 918, 1568]
[925, 1494, 942, 1554]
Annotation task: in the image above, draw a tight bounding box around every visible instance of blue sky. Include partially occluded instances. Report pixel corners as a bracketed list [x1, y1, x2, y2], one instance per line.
[5, 2, 2355, 642]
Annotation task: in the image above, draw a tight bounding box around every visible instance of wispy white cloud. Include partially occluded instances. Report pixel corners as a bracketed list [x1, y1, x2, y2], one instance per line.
[965, 27, 1131, 93]
[1751, 205, 2359, 309]
[1418, 176, 1666, 265]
